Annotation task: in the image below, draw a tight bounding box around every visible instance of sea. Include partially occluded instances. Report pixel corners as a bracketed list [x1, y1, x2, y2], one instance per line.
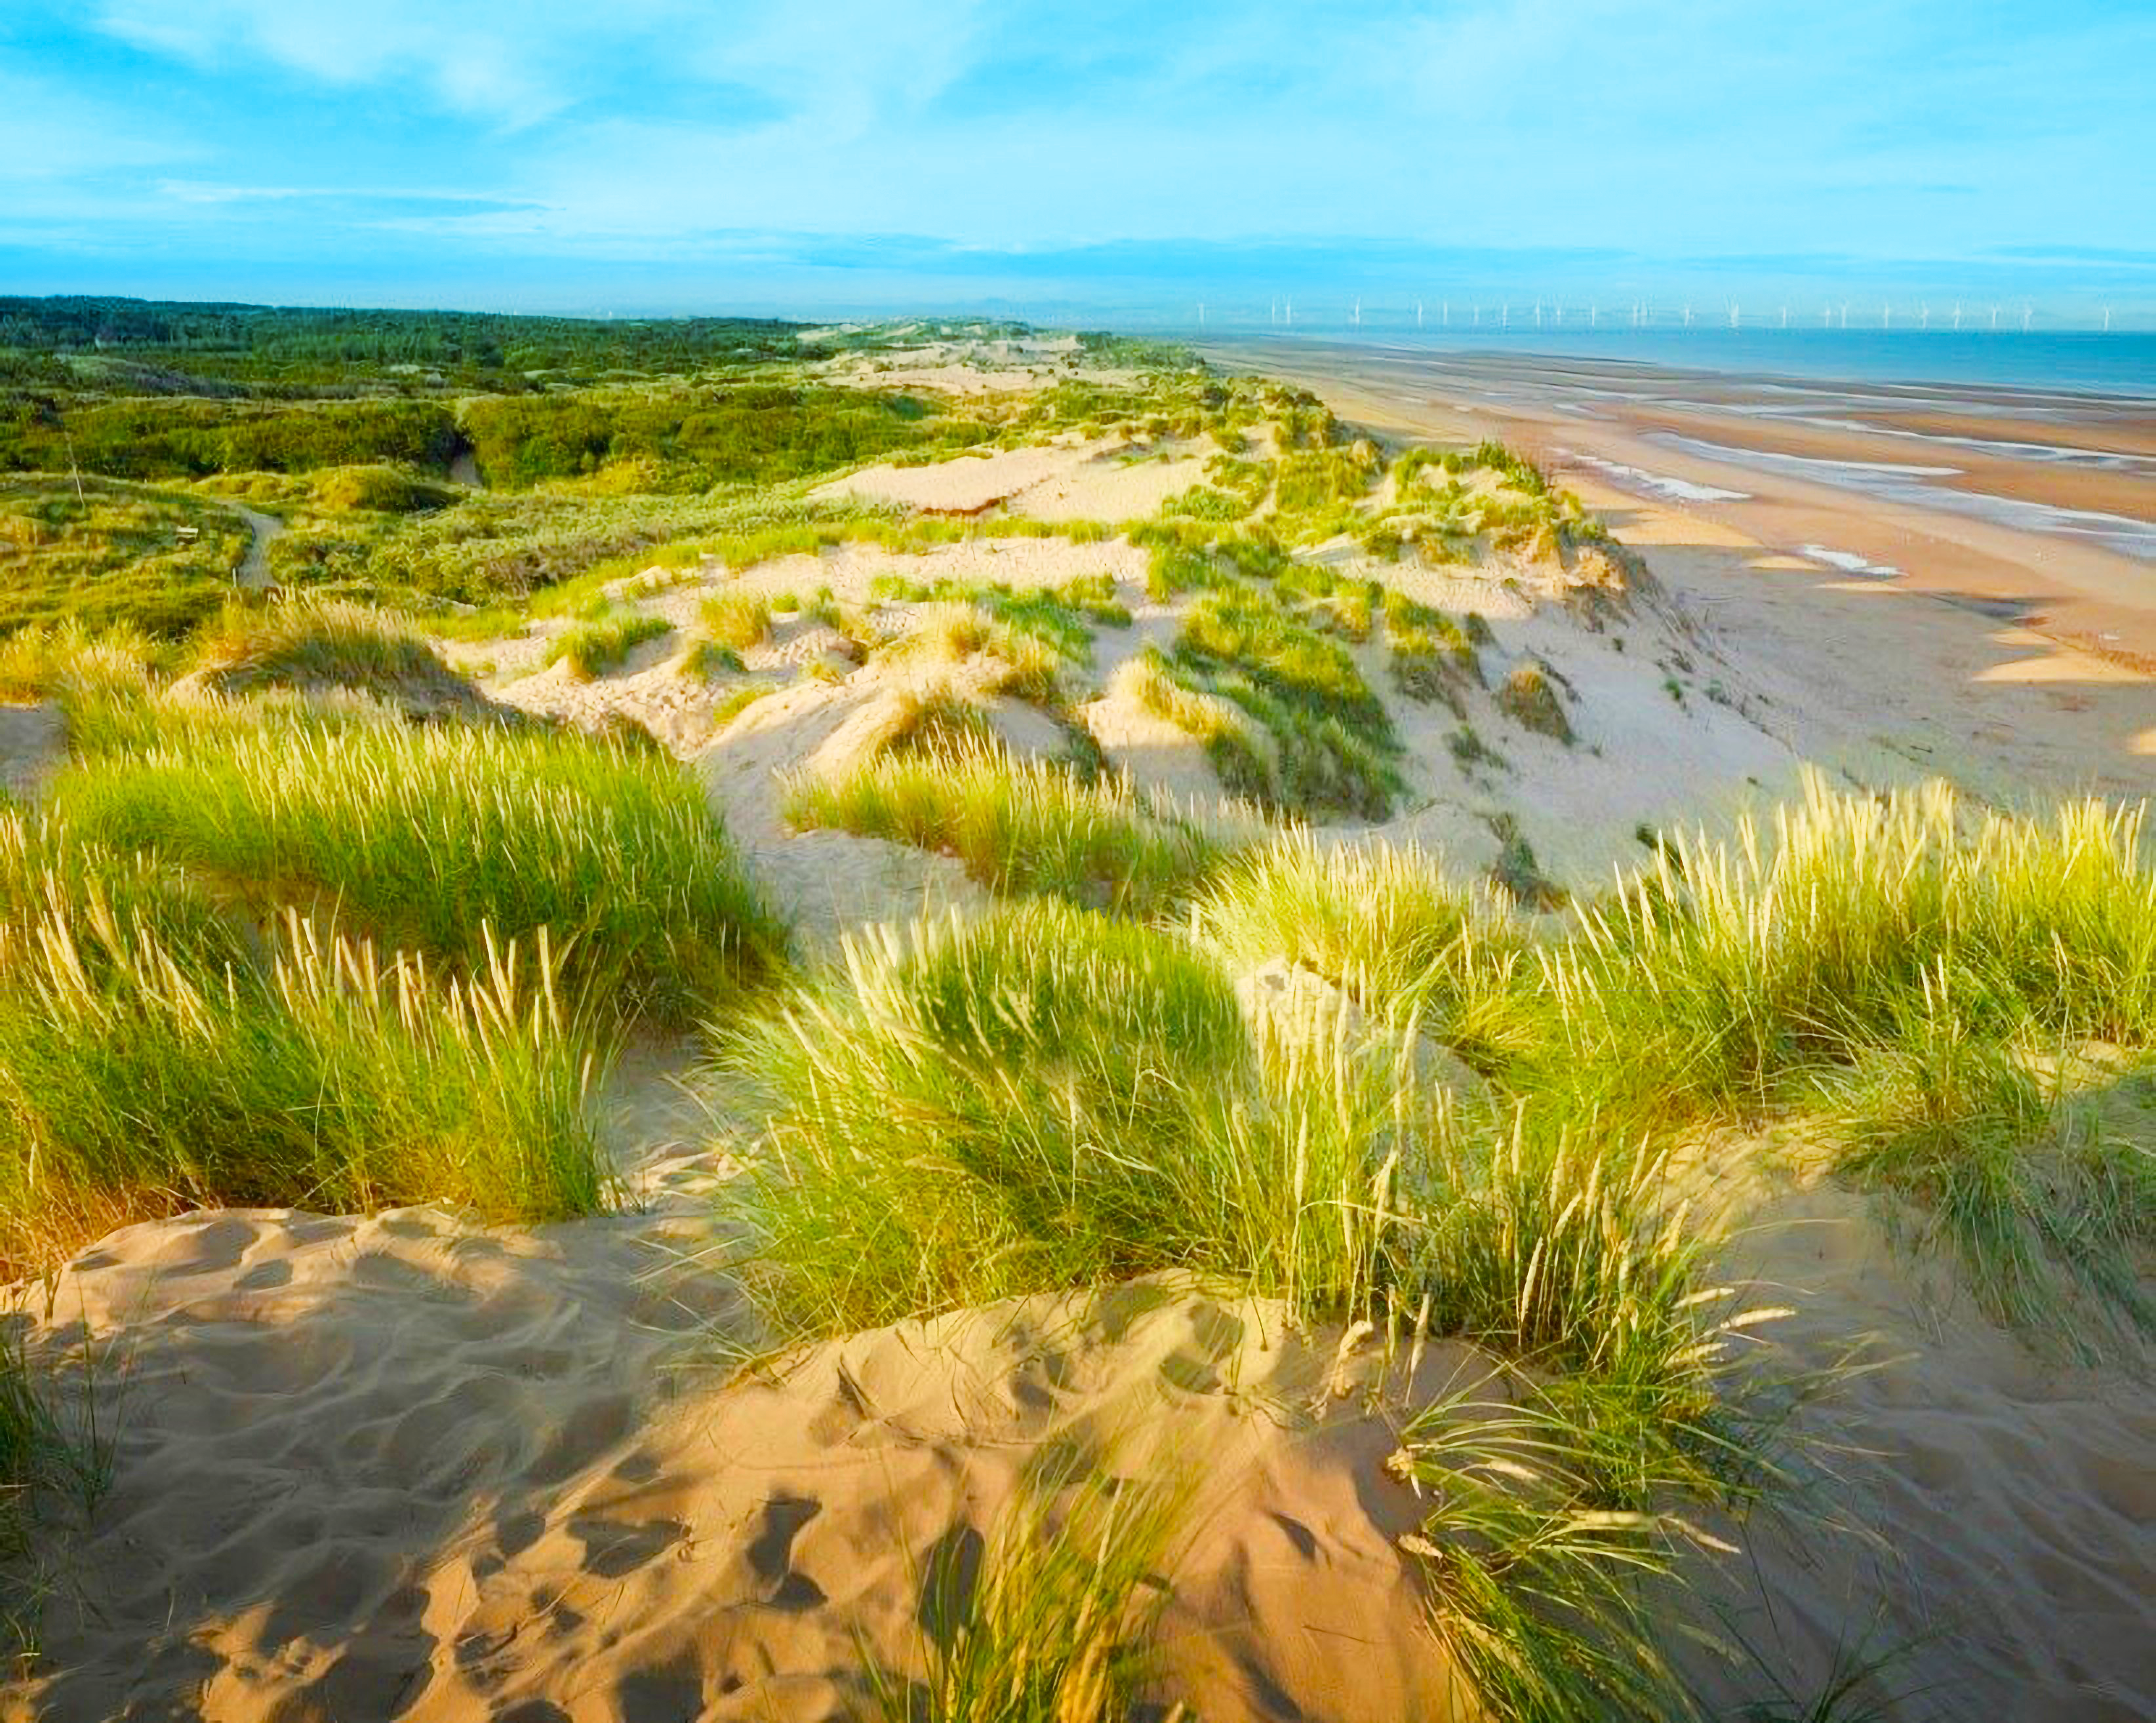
[1185, 327, 2156, 401]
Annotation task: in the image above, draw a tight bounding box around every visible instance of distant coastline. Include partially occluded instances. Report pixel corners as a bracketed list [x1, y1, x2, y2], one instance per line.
[1205, 333, 2156, 671]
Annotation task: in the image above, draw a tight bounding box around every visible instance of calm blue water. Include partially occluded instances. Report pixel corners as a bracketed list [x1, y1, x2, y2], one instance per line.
[1207, 328, 2156, 401]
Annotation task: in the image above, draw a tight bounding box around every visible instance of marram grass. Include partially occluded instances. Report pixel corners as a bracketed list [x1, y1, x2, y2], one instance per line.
[718, 900, 1427, 1336]
[874, 1465, 1192, 1723]
[544, 611, 673, 680]
[783, 738, 1220, 915]
[1532, 776, 2156, 1121]
[1189, 829, 1530, 1060]
[188, 596, 473, 703]
[50, 715, 784, 1021]
[0, 892, 607, 1275]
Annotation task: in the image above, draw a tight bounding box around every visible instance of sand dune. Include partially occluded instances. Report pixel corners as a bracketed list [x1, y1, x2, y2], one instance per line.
[10, 1169, 2151, 1720]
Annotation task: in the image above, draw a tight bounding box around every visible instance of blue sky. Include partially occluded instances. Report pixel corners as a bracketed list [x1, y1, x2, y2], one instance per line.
[1, 1, 2151, 320]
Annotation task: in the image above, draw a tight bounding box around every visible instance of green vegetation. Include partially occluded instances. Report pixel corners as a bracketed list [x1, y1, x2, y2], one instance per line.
[1172, 585, 1400, 818]
[0, 808, 607, 1273]
[869, 572, 1130, 663]
[0, 618, 163, 705]
[0, 476, 249, 637]
[457, 384, 984, 491]
[1497, 660, 1573, 742]
[786, 739, 1219, 915]
[50, 711, 781, 1022]
[720, 900, 1416, 1332]
[187, 596, 481, 709]
[875, 603, 1063, 703]
[545, 611, 673, 679]
[1191, 832, 1525, 1056]
[2, 397, 459, 483]
[1384, 592, 1485, 710]
[874, 1467, 1190, 1723]
[701, 589, 771, 651]
[0, 295, 803, 388]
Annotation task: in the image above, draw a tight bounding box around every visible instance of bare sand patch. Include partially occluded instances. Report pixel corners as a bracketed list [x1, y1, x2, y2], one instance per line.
[9, 1217, 1482, 1723]
[817, 438, 1212, 523]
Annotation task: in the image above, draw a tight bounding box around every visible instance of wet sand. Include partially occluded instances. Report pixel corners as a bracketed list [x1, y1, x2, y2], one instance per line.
[1203, 337, 2156, 669]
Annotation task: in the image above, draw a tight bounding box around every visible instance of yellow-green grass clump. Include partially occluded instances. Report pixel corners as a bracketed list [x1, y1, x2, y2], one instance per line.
[1190, 831, 1527, 1056]
[701, 589, 771, 651]
[877, 603, 1063, 703]
[545, 611, 674, 680]
[1172, 585, 1401, 820]
[1496, 660, 1573, 742]
[188, 595, 484, 711]
[49, 713, 783, 1022]
[309, 464, 460, 515]
[873, 1467, 1192, 1723]
[785, 737, 1220, 915]
[0, 619, 163, 706]
[0, 812, 608, 1275]
[719, 900, 1424, 1334]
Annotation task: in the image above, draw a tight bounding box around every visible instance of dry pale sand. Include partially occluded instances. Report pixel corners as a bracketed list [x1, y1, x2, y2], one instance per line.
[818, 438, 1213, 523]
[1677, 1161, 2156, 1723]
[9, 1209, 1490, 1723]
[10, 1172, 2150, 1721]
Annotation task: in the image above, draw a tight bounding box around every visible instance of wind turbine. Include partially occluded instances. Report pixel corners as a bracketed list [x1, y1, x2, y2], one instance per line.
[1197, 302, 1206, 328]
[1442, 301, 1450, 327]
[1683, 304, 1694, 327]
[1952, 302, 1963, 330]
[1990, 304, 2000, 330]
[2103, 306, 2113, 332]
[1883, 304, 1892, 330]
[1729, 303, 1741, 329]
[1780, 306, 1789, 328]
[2022, 304, 2032, 331]
[1352, 297, 1361, 327]
[1416, 299, 1424, 328]
[1502, 304, 1509, 328]
[1919, 304, 1929, 330]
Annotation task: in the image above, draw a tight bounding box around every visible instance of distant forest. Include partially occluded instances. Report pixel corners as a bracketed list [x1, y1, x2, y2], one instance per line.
[0, 296, 808, 388]
[0, 297, 1016, 487]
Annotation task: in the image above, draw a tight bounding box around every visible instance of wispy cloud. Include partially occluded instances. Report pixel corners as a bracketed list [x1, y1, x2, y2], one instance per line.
[0, 0, 2143, 309]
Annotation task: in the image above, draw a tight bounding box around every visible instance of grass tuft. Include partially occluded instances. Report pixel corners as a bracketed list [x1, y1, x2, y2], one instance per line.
[50, 713, 782, 1021]
[719, 901, 1422, 1336]
[875, 1465, 1191, 1723]
[545, 611, 673, 680]
[784, 738, 1220, 915]
[0, 886, 609, 1274]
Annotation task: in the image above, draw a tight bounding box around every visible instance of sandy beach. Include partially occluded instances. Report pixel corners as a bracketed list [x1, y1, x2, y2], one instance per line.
[1205, 337, 2156, 679]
